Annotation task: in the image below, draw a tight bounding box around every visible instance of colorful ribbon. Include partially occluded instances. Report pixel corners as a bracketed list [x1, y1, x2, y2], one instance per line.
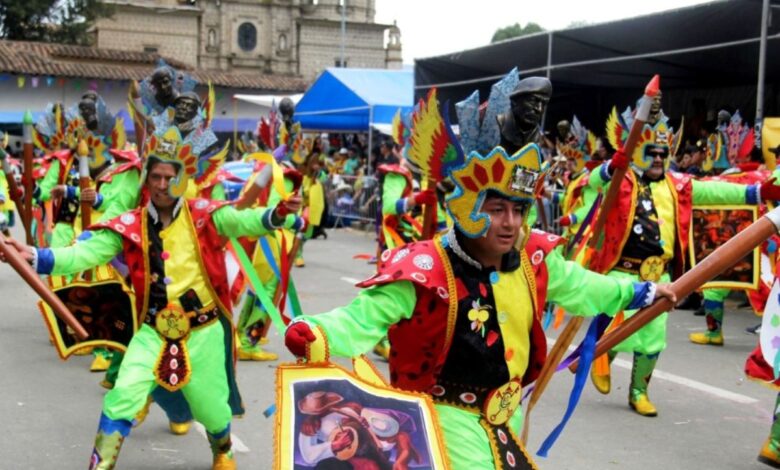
[537, 317, 599, 457]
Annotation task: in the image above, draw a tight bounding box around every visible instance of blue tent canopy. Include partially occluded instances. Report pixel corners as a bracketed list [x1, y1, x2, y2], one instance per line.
[295, 68, 413, 132]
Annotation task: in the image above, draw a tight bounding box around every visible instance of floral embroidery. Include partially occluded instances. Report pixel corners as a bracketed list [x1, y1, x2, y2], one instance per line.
[468, 299, 491, 337]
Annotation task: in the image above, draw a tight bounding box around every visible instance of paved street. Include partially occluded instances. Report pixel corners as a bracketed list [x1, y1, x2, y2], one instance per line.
[0, 224, 777, 469]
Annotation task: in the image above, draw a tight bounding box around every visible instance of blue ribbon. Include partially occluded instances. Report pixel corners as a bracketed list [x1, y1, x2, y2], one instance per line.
[257, 235, 302, 319]
[542, 304, 554, 331]
[537, 317, 599, 457]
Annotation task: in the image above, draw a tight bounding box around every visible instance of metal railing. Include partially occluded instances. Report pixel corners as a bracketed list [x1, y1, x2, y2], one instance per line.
[323, 174, 380, 229]
[322, 174, 565, 235]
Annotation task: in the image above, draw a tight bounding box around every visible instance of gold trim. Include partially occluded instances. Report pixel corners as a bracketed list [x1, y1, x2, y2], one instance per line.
[274, 361, 452, 470]
[434, 234, 459, 357]
[688, 204, 760, 290]
[153, 335, 193, 392]
[519, 249, 538, 318]
[478, 419, 541, 470]
[37, 269, 138, 360]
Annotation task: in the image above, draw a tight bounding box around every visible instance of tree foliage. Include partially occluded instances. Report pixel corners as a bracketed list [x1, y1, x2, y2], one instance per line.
[491, 22, 545, 43]
[0, 0, 114, 45]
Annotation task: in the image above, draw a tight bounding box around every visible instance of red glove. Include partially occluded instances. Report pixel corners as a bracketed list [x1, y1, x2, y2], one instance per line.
[608, 148, 629, 173]
[558, 215, 572, 227]
[761, 178, 780, 202]
[285, 321, 316, 357]
[412, 188, 436, 206]
[275, 194, 303, 218]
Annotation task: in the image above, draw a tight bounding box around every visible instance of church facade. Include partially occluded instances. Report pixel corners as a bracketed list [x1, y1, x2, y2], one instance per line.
[94, 0, 403, 80]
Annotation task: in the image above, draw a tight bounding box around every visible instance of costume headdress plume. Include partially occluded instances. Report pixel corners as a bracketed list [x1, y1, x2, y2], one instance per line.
[725, 110, 754, 167]
[143, 126, 200, 198]
[33, 103, 68, 152]
[556, 115, 597, 173]
[605, 106, 682, 173]
[403, 88, 464, 182]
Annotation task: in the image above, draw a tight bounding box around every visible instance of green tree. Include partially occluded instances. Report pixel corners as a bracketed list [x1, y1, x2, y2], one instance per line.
[0, 0, 114, 45]
[491, 22, 545, 43]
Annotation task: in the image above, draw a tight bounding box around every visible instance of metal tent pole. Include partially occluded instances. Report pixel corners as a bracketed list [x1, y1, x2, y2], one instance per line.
[756, 0, 770, 145]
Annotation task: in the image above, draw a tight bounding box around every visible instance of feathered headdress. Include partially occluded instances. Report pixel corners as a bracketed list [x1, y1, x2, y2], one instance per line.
[556, 115, 597, 174]
[605, 106, 682, 173]
[725, 110, 754, 167]
[33, 103, 68, 153]
[446, 144, 545, 238]
[404, 88, 464, 183]
[142, 126, 202, 198]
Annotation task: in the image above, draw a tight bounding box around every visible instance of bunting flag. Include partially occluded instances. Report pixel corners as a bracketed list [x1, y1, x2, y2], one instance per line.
[17, 76, 25, 88]
[46, 76, 54, 87]
[31, 77, 39, 88]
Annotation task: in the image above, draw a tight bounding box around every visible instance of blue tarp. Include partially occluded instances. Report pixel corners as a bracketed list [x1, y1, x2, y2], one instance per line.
[295, 68, 413, 132]
[0, 111, 43, 124]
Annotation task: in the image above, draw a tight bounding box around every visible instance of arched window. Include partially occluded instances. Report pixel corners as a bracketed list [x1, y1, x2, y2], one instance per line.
[278, 34, 288, 51]
[208, 28, 217, 48]
[237, 22, 257, 51]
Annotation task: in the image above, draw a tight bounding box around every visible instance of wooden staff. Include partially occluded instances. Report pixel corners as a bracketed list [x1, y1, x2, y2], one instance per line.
[22, 110, 34, 245]
[521, 75, 661, 443]
[567, 205, 780, 372]
[421, 177, 437, 240]
[0, 148, 30, 235]
[0, 232, 89, 339]
[236, 163, 274, 210]
[77, 140, 91, 228]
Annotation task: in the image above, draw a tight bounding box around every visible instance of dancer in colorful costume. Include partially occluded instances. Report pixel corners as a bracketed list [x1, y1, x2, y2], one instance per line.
[689, 114, 771, 346]
[33, 94, 136, 371]
[102, 81, 235, 437]
[586, 104, 780, 416]
[0, 133, 15, 236]
[4, 124, 301, 470]
[230, 155, 305, 361]
[553, 116, 601, 239]
[284, 90, 676, 467]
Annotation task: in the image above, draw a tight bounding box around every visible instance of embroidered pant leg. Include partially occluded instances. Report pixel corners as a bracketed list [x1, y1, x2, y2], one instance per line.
[236, 291, 261, 350]
[702, 288, 729, 333]
[180, 320, 232, 434]
[88, 413, 132, 470]
[102, 325, 161, 422]
[629, 352, 660, 401]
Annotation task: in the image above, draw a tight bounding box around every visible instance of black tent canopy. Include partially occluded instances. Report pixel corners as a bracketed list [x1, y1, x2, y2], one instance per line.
[415, 0, 780, 143]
